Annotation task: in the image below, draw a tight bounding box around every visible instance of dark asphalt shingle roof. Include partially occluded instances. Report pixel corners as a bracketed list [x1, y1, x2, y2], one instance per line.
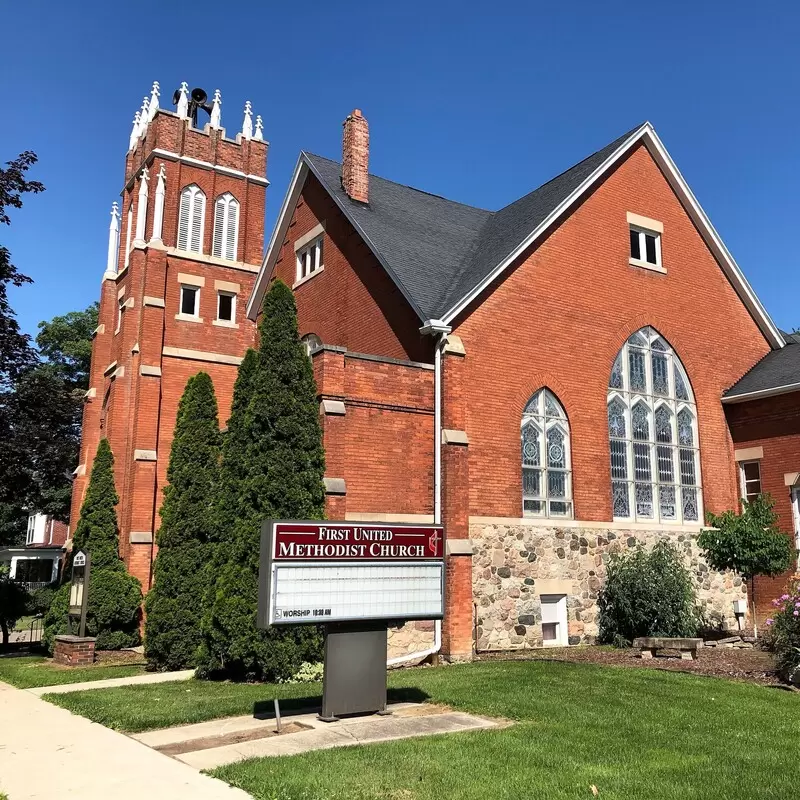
[724, 341, 800, 399]
[304, 123, 644, 321]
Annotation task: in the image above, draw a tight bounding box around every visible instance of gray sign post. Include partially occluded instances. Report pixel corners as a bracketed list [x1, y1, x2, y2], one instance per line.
[257, 520, 445, 722]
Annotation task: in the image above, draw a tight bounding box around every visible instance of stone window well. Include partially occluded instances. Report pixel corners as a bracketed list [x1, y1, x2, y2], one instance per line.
[608, 326, 702, 524]
[521, 389, 572, 519]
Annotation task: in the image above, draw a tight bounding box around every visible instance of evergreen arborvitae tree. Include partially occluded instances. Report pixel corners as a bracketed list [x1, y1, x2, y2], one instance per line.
[199, 281, 325, 681]
[43, 439, 142, 651]
[145, 373, 221, 670]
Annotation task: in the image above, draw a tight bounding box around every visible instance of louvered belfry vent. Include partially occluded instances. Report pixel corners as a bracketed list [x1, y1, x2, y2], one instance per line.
[212, 193, 240, 261]
[177, 185, 206, 253]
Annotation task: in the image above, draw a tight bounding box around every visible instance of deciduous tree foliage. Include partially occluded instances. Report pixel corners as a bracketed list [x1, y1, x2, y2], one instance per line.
[701, 494, 793, 635]
[0, 152, 43, 388]
[199, 281, 325, 681]
[44, 439, 142, 651]
[145, 373, 221, 670]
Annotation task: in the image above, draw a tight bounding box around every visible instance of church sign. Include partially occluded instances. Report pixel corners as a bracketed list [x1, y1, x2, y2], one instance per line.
[257, 521, 445, 627]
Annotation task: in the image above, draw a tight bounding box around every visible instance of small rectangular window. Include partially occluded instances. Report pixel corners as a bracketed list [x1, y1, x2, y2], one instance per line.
[295, 236, 324, 283]
[629, 226, 662, 268]
[740, 460, 762, 503]
[217, 291, 235, 322]
[180, 285, 199, 317]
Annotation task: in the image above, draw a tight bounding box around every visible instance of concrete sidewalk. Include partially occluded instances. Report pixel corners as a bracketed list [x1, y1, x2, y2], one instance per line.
[28, 668, 195, 696]
[0, 680, 251, 800]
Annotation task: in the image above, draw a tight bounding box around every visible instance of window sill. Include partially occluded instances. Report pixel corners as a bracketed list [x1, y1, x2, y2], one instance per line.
[293, 265, 325, 290]
[629, 257, 666, 274]
[213, 319, 239, 329]
[175, 313, 204, 323]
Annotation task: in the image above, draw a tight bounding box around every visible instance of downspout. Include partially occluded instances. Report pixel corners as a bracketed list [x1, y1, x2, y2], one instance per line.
[387, 321, 451, 667]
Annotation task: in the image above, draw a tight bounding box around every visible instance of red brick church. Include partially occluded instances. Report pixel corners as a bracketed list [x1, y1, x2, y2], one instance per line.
[72, 80, 800, 658]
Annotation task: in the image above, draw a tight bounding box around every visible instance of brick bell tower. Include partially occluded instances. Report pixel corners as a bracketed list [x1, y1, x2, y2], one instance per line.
[70, 82, 267, 589]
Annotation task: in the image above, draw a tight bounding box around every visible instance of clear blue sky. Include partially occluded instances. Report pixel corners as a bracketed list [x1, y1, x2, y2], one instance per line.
[5, 1, 799, 338]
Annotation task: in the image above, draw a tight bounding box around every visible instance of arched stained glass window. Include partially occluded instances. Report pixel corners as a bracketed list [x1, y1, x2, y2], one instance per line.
[522, 389, 572, 518]
[607, 327, 702, 523]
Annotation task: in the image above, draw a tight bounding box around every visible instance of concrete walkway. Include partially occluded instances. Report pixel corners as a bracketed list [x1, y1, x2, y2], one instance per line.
[0, 680, 251, 800]
[28, 668, 195, 696]
[133, 702, 503, 771]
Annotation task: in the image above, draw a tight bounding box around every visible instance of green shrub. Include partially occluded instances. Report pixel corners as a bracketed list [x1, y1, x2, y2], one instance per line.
[43, 439, 142, 652]
[43, 569, 141, 651]
[199, 280, 325, 682]
[598, 540, 698, 646]
[766, 582, 800, 684]
[145, 372, 221, 671]
[279, 661, 324, 684]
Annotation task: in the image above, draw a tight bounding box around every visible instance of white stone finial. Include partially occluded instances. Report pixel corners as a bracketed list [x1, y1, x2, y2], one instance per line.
[242, 101, 253, 140]
[106, 202, 120, 274]
[137, 97, 150, 138]
[129, 111, 141, 151]
[176, 82, 189, 119]
[254, 114, 264, 141]
[210, 89, 222, 129]
[151, 164, 166, 244]
[134, 167, 149, 244]
[148, 81, 160, 121]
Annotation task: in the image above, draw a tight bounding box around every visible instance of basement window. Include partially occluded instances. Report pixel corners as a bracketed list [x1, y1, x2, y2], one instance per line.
[296, 236, 324, 283]
[180, 285, 200, 317]
[540, 594, 568, 646]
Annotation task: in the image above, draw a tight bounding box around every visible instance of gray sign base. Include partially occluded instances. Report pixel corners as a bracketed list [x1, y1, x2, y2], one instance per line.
[318, 621, 389, 722]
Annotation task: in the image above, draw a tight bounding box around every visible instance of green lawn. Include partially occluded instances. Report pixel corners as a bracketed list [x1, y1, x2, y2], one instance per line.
[45, 660, 799, 799]
[0, 655, 146, 689]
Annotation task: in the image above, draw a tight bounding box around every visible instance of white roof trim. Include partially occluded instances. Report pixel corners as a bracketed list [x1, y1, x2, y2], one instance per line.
[247, 156, 307, 319]
[439, 123, 783, 349]
[722, 381, 800, 404]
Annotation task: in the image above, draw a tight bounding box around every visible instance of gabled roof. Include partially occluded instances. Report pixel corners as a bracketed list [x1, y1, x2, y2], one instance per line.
[303, 153, 491, 320]
[723, 338, 800, 402]
[248, 123, 783, 349]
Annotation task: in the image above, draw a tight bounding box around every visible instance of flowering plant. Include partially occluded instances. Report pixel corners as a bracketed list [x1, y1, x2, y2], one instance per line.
[766, 581, 800, 684]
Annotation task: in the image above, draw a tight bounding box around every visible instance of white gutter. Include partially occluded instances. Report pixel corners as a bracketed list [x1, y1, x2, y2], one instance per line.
[387, 320, 450, 667]
[721, 381, 800, 404]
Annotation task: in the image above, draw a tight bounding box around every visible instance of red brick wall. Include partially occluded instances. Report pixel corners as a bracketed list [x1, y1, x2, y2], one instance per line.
[71, 108, 264, 590]
[450, 143, 771, 520]
[312, 350, 434, 516]
[273, 175, 430, 363]
[726, 391, 800, 621]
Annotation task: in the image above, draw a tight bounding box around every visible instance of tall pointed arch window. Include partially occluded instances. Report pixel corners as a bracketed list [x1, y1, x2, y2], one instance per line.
[608, 326, 702, 524]
[177, 185, 206, 253]
[212, 193, 239, 261]
[522, 389, 572, 518]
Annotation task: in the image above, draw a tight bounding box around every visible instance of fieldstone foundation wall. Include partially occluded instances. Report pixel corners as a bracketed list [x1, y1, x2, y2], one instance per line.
[472, 522, 746, 651]
[387, 620, 436, 661]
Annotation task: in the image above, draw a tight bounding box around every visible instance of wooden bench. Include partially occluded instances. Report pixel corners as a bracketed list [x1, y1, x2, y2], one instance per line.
[633, 637, 704, 661]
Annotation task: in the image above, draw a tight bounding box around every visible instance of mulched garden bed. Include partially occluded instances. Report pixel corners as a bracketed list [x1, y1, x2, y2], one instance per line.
[93, 649, 147, 667]
[476, 644, 786, 687]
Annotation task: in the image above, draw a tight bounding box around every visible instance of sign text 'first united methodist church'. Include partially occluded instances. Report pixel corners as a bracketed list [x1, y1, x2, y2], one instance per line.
[271, 522, 444, 561]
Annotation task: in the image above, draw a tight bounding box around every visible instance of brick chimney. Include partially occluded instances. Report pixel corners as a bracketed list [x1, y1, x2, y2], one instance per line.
[342, 109, 369, 204]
